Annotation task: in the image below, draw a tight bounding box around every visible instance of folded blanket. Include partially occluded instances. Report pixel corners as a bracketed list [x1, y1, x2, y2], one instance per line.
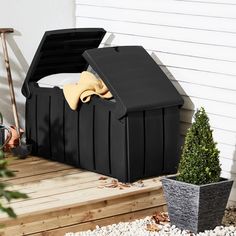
[63, 71, 112, 110]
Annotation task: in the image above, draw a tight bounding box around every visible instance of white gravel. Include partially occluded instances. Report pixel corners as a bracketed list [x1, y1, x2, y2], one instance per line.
[65, 216, 236, 236]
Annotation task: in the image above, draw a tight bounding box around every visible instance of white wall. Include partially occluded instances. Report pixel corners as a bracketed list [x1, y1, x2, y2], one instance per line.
[76, 0, 236, 203]
[0, 0, 75, 126]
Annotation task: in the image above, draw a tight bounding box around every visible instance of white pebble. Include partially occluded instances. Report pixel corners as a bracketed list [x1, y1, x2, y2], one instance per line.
[65, 216, 236, 236]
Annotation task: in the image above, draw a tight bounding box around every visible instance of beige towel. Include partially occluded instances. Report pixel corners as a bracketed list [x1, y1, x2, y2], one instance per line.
[63, 71, 112, 110]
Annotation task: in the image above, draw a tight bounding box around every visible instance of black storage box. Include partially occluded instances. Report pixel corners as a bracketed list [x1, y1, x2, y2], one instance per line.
[22, 28, 184, 182]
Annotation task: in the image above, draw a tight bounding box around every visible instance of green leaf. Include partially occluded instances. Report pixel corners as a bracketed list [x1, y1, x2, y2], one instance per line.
[0, 143, 29, 220]
[0, 206, 17, 218]
[0, 182, 8, 189]
[0, 150, 5, 159]
[0, 159, 8, 168]
[5, 191, 28, 200]
[177, 107, 221, 185]
[0, 169, 15, 178]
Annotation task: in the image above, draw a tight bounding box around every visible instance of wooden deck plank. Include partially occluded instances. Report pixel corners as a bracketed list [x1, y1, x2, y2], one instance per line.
[0, 190, 165, 235]
[2, 189, 164, 227]
[8, 171, 97, 192]
[4, 173, 107, 207]
[30, 205, 168, 236]
[0, 156, 166, 236]
[3, 178, 162, 215]
[7, 161, 73, 180]
[6, 155, 42, 166]
[4, 157, 78, 185]
[13, 173, 159, 199]
[5, 168, 80, 185]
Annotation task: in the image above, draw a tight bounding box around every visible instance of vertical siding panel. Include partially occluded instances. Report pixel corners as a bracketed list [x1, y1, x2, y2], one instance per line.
[79, 103, 94, 170]
[163, 106, 180, 173]
[144, 109, 163, 176]
[94, 104, 110, 175]
[50, 90, 64, 162]
[27, 94, 38, 154]
[64, 102, 79, 166]
[37, 94, 50, 158]
[126, 111, 144, 181]
[110, 114, 127, 182]
[25, 99, 30, 143]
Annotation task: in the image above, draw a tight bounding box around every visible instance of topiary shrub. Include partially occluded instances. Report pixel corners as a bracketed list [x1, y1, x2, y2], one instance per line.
[177, 107, 221, 185]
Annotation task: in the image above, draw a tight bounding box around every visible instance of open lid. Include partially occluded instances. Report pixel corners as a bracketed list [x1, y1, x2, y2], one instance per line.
[83, 46, 184, 119]
[22, 28, 106, 98]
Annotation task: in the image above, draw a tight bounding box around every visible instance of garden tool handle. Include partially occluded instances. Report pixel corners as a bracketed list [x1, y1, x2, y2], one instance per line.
[0, 127, 12, 150]
[0, 113, 2, 124]
[0, 28, 14, 34]
[0, 28, 21, 144]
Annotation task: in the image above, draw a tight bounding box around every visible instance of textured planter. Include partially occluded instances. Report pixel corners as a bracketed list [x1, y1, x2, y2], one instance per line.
[162, 176, 233, 233]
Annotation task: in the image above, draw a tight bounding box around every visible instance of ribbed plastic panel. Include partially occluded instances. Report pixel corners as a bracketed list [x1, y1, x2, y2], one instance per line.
[26, 86, 180, 182]
[23, 28, 182, 182]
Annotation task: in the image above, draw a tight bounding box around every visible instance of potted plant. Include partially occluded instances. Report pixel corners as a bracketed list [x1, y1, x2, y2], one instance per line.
[162, 107, 233, 233]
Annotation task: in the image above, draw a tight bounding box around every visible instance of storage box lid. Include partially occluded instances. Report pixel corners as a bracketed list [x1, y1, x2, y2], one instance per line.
[83, 46, 184, 119]
[22, 28, 106, 98]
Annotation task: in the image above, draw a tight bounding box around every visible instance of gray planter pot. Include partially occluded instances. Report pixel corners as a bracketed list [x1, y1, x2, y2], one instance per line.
[162, 176, 233, 233]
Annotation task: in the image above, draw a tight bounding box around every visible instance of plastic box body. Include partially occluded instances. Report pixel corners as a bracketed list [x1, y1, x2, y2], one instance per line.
[22, 28, 183, 182]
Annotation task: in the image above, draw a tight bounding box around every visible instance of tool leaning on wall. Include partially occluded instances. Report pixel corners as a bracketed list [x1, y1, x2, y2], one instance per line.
[0, 28, 31, 158]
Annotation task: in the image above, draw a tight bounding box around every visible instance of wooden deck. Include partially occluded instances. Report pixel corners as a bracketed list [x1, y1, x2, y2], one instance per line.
[0, 156, 166, 236]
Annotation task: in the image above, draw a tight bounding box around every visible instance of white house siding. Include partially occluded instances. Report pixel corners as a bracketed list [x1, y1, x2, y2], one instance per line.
[76, 0, 236, 203]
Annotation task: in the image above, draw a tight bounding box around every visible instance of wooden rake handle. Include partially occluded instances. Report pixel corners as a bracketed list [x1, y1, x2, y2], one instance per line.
[0, 28, 21, 143]
[0, 28, 14, 34]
